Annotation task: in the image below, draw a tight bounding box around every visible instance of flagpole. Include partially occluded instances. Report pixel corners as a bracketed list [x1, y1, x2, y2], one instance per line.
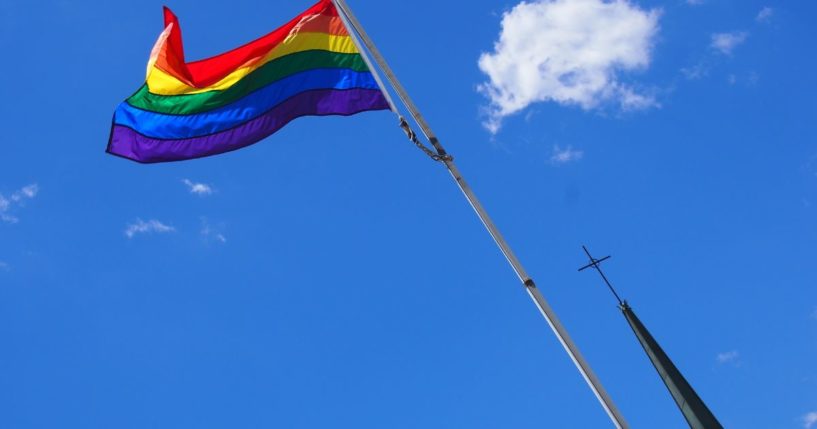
[332, 1, 629, 427]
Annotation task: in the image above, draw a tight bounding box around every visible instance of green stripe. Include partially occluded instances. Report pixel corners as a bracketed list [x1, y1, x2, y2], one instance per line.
[127, 50, 371, 115]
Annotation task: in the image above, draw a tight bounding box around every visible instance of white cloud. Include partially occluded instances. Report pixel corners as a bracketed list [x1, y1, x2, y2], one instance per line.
[200, 218, 227, 244]
[681, 62, 709, 80]
[756, 7, 773, 23]
[716, 350, 740, 364]
[124, 219, 175, 239]
[711, 32, 748, 55]
[550, 145, 584, 164]
[726, 71, 760, 87]
[1, 183, 38, 224]
[618, 85, 658, 110]
[11, 184, 38, 202]
[804, 412, 817, 429]
[0, 195, 10, 221]
[478, 0, 661, 133]
[183, 179, 213, 196]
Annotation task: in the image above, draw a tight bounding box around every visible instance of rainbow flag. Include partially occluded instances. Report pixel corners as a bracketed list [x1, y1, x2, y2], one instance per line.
[107, 0, 390, 163]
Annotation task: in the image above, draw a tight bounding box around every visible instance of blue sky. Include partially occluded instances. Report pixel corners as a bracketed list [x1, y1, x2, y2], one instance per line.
[1, 0, 815, 427]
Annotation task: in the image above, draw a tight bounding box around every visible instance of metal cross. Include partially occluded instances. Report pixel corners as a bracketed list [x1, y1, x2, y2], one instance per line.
[578, 245, 624, 306]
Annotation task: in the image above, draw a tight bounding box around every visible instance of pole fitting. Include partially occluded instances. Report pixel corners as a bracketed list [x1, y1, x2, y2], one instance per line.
[429, 137, 446, 155]
[524, 278, 536, 288]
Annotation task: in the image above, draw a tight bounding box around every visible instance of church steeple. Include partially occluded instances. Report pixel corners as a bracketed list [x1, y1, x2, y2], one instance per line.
[579, 247, 723, 429]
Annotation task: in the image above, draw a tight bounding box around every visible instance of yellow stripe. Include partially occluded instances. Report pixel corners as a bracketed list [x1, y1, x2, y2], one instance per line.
[147, 33, 358, 95]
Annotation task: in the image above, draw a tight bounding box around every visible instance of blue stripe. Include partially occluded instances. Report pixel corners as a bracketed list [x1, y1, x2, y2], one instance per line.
[114, 68, 381, 139]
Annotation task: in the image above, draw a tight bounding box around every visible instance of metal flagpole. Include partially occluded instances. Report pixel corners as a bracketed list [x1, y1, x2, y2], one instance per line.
[331, 1, 629, 427]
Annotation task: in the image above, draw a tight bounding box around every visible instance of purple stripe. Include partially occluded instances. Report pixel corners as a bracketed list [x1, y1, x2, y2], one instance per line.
[107, 88, 390, 163]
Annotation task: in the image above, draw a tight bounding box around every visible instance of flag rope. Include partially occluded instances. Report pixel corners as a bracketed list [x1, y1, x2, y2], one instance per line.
[334, 3, 445, 162]
[331, 1, 630, 427]
[398, 116, 451, 162]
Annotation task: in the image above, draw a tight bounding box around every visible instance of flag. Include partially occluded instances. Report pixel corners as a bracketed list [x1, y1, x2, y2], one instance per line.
[107, 0, 390, 163]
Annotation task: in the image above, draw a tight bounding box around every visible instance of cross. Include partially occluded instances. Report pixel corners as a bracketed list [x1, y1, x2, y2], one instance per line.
[578, 245, 624, 306]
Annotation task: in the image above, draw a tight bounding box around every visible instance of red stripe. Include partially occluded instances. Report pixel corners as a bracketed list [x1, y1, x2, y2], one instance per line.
[155, 0, 339, 88]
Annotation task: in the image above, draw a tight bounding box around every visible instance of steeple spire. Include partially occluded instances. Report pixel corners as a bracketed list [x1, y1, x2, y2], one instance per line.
[579, 246, 724, 429]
